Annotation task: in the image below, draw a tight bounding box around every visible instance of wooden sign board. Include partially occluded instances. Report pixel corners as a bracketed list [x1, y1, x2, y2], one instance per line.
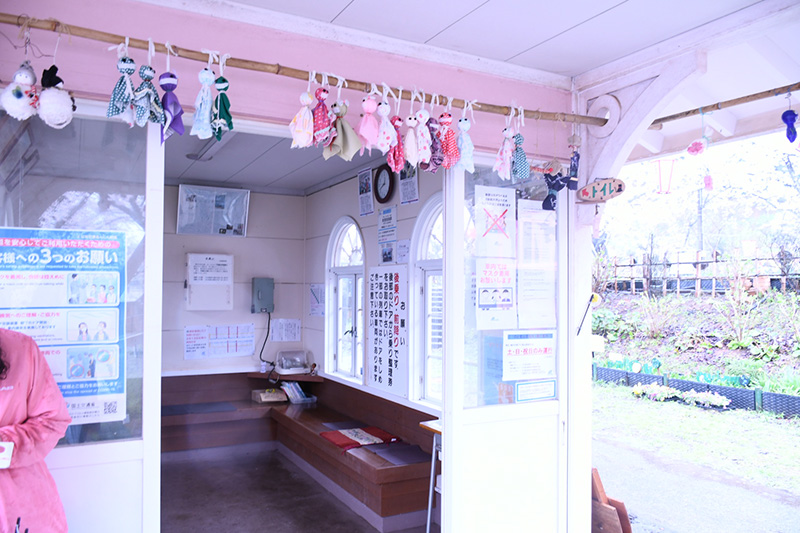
[578, 178, 625, 203]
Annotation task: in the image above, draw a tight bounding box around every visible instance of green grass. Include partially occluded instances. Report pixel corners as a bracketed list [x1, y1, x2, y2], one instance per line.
[592, 382, 800, 494]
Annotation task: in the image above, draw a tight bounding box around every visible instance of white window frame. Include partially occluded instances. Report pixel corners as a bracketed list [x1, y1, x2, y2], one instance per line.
[410, 193, 444, 405]
[325, 216, 365, 383]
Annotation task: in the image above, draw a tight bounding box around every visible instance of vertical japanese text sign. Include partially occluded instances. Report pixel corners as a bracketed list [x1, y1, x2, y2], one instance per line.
[367, 265, 408, 397]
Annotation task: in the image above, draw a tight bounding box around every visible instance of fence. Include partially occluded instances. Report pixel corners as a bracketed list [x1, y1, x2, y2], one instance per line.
[601, 251, 799, 296]
[593, 364, 800, 418]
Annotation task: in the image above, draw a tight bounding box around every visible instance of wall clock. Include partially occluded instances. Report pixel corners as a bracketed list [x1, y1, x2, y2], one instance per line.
[373, 164, 395, 204]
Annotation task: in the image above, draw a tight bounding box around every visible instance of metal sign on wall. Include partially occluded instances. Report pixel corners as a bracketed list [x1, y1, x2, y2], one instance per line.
[367, 264, 408, 397]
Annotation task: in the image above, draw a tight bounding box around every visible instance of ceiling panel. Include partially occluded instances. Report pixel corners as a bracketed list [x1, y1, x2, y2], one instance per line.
[228, 0, 355, 22]
[427, 0, 624, 62]
[331, 0, 488, 44]
[509, 0, 764, 76]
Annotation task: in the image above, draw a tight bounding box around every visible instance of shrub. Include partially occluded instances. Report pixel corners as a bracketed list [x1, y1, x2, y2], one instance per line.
[592, 308, 634, 342]
[632, 382, 680, 402]
[634, 294, 678, 339]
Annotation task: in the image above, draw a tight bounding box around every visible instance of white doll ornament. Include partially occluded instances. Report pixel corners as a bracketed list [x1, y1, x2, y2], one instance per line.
[415, 108, 432, 165]
[289, 91, 314, 148]
[456, 117, 475, 173]
[190, 67, 215, 139]
[1, 61, 39, 121]
[492, 126, 514, 181]
[38, 65, 75, 129]
[376, 100, 396, 155]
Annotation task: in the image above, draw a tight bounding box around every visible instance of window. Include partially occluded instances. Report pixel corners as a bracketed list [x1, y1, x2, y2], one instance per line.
[412, 195, 444, 403]
[326, 218, 365, 380]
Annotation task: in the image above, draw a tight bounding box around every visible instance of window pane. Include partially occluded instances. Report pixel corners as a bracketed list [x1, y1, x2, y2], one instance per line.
[337, 276, 354, 374]
[0, 117, 147, 444]
[425, 272, 443, 401]
[337, 224, 363, 267]
[356, 275, 364, 378]
[425, 212, 444, 260]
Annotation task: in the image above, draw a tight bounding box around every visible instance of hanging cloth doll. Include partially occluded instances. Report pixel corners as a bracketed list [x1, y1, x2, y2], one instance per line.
[212, 54, 233, 141]
[376, 84, 398, 155]
[492, 108, 515, 181]
[322, 75, 346, 149]
[159, 42, 184, 143]
[567, 134, 581, 190]
[385, 88, 405, 172]
[191, 50, 218, 140]
[38, 63, 75, 130]
[357, 85, 381, 155]
[312, 81, 332, 146]
[416, 106, 432, 165]
[1, 56, 40, 121]
[542, 172, 568, 211]
[106, 38, 136, 127]
[133, 40, 165, 128]
[782, 110, 798, 143]
[403, 90, 420, 167]
[323, 100, 362, 161]
[421, 95, 443, 173]
[509, 107, 529, 183]
[456, 100, 476, 173]
[437, 111, 459, 169]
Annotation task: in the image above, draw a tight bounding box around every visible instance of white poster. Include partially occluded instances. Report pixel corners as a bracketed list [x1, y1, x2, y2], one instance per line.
[399, 163, 419, 204]
[475, 185, 516, 258]
[476, 257, 517, 330]
[502, 330, 556, 381]
[271, 319, 302, 342]
[358, 167, 375, 216]
[184, 323, 255, 359]
[187, 254, 233, 285]
[517, 202, 557, 329]
[396, 240, 410, 264]
[309, 284, 325, 317]
[367, 265, 409, 396]
[378, 206, 397, 264]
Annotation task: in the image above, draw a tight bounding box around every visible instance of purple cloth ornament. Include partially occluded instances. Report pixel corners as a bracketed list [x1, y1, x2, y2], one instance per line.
[782, 110, 797, 144]
[159, 71, 184, 143]
[420, 117, 444, 174]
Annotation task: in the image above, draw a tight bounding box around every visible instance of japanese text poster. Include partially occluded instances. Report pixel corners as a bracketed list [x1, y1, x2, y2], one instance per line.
[502, 330, 556, 381]
[0, 228, 127, 425]
[378, 206, 397, 264]
[399, 163, 419, 204]
[475, 185, 516, 258]
[517, 201, 557, 329]
[367, 265, 408, 397]
[476, 258, 517, 330]
[358, 167, 374, 217]
[184, 323, 255, 359]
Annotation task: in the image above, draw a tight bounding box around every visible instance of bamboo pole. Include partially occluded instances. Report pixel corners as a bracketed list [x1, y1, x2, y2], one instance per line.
[651, 81, 800, 127]
[0, 13, 608, 126]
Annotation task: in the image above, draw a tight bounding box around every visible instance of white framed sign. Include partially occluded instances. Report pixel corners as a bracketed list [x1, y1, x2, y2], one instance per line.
[177, 184, 250, 237]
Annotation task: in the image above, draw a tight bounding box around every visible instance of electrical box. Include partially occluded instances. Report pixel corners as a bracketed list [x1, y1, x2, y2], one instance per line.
[251, 277, 274, 313]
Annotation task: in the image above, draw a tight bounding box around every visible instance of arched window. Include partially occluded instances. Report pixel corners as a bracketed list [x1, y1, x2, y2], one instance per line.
[326, 217, 365, 380]
[411, 194, 444, 403]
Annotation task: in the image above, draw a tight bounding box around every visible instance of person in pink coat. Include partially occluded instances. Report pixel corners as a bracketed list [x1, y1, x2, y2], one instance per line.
[0, 328, 72, 532]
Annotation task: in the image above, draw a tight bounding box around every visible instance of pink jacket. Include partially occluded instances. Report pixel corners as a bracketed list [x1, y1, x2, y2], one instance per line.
[0, 328, 71, 533]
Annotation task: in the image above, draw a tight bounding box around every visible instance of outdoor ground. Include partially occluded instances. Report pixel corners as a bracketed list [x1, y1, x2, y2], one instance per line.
[593, 382, 800, 532]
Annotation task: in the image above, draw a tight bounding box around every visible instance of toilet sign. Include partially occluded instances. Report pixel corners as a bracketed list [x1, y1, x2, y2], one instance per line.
[577, 178, 625, 203]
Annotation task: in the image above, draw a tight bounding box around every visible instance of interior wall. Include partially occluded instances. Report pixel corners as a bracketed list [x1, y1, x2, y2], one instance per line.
[161, 185, 306, 375]
[304, 170, 444, 381]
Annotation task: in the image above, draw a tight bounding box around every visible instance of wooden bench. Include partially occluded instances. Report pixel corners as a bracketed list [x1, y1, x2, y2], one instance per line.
[161, 373, 275, 452]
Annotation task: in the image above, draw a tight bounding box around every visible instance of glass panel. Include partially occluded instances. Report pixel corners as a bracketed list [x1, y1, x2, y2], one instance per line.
[0, 116, 147, 444]
[355, 274, 364, 378]
[336, 223, 363, 267]
[425, 271, 443, 401]
[425, 212, 444, 260]
[337, 276, 354, 375]
[462, 166, 558, 408]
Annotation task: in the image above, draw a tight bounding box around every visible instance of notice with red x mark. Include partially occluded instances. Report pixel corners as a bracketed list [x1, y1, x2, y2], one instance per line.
[475, 185, 516, 259]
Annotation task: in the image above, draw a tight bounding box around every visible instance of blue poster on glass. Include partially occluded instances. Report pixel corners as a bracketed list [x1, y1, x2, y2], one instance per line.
[0, 227, 127, 424]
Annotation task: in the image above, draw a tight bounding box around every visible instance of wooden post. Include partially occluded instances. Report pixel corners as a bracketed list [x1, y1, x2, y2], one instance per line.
[695, 251, 702, 297]
[712, 249, 717, 297]
[643, 253, 650, 295]
[782, 276, 786, 294]
[614, 257, 618, 294]
[662, 253, 668, 297]
[676, 251, 681, 296]
[630, 257, 636, 295]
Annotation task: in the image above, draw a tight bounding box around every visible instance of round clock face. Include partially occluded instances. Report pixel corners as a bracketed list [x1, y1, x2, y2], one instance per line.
[374, 165, 394, 203]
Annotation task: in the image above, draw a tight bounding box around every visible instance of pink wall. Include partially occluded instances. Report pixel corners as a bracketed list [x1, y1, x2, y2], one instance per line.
[1, 0, 572, 159]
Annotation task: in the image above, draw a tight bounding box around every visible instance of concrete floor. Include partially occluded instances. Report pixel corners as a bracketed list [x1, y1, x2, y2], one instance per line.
[161, 442, 438, 533]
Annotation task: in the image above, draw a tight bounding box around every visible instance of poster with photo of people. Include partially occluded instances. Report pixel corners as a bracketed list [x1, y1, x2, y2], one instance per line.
[0, 227, 127, 425]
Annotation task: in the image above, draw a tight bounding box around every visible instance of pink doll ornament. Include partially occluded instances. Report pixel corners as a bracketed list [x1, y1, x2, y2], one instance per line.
[492, 126, 514, 181]
[323, 100, 362, 162]
[437, 112, 459, 169]
[404, 114, 419, 166]
[415, 109, 432, 165]
[456, 117, 475, 173]
[289, 91, 314, 148]
[1, 61, 39, 121]
[357, 96, 380, 155]
[386, 115, 405, 172]
[312, 87, 332, 146]
[376, 101, 397, 155]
